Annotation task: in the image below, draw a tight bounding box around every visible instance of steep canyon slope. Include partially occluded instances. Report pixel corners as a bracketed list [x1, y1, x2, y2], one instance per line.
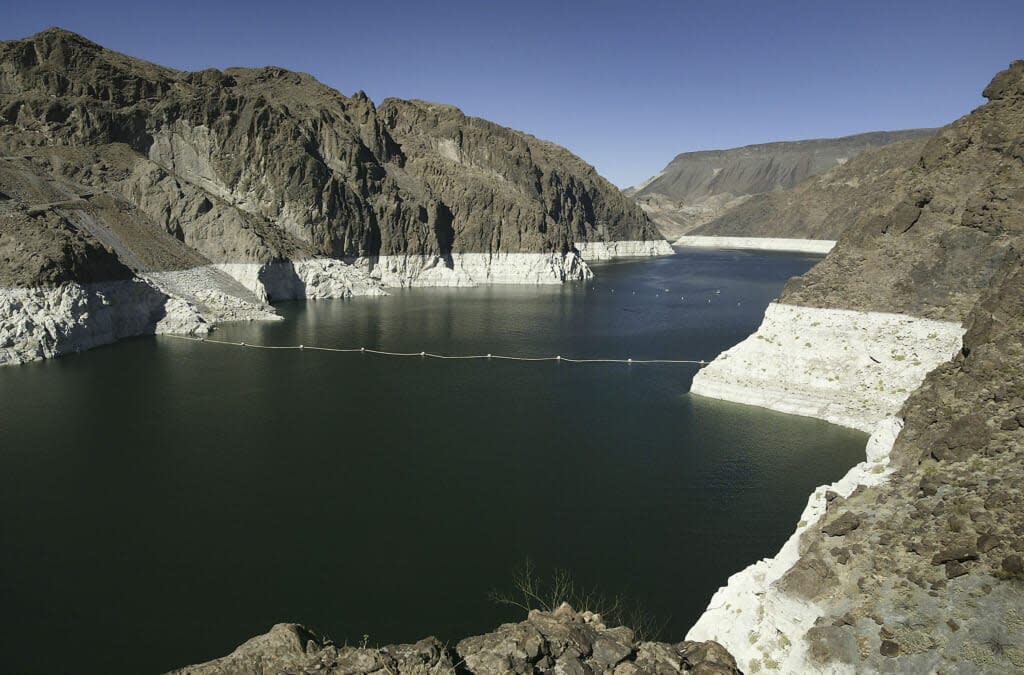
[688, 61, 1024, 673]
[0, 28, 668, 364]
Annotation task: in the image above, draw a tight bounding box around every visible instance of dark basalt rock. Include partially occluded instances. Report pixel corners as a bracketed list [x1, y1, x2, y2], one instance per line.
[165, 623, 454, 675]
[931, 543, 979, 566]
[778, 60, 1024, 322]
[822, 511, 861, 537]
[1003, 554, 1024, 575]
[167, 606, 743, 675]
[0, 27, 661, 287]
[754, 61, 1024, 674]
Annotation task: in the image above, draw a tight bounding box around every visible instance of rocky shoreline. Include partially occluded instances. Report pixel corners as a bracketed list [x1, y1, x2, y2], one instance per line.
[673, 237, 836, 255]
[681, 60, 1024, 673]
[4, 25, 1023, 675]
[168, 606, 741, 675]
[0, 28, 672, 367]
[0, 241, 671, 367]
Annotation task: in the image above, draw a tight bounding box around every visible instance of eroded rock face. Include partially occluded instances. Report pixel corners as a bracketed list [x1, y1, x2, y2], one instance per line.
[767, 250, 1024, 674]
[779, 60, 1024, 322]
[1, 27, 661, 271]
[687, 61, 1024, 674]
[0, 27, 665, 364]
[379, 99, 657, 254]
[167, 607, 742, 675]
[0, 278, 209, 365]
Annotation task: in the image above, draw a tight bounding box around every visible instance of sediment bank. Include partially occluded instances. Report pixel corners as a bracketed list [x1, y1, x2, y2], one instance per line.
[690, 303, 964, 433]
[674, 236, 836, 254]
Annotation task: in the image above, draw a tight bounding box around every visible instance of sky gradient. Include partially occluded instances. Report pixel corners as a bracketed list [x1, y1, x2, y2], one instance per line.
[4, 1, 1022, 187]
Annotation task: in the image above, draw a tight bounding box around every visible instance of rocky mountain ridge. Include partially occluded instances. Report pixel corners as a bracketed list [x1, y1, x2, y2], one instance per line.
[629, 129, 934, 239]
[687, 137, 932, 241]
[0, 28, 668, 365]
[1, 28, 662, 271]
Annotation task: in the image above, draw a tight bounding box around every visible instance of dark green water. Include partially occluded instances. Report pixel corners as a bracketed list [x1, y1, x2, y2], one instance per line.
[0, 249, 866, 673]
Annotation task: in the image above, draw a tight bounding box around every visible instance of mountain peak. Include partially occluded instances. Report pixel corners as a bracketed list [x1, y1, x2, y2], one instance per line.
[21, 26, 103, 52]
[982, 60, 1024, 101]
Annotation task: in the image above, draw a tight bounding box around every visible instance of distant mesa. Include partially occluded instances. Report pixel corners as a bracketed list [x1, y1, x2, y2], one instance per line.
[628, 129, 935, 240]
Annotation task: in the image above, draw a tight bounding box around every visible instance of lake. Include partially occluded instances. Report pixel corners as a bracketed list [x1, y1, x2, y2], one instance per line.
[0, 249, 866, 673]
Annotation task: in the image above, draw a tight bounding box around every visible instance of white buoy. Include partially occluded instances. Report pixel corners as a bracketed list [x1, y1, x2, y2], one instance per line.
[556, 355, 561, 361]
[420, 351, 426, 356]
[628, 358, 632, 364]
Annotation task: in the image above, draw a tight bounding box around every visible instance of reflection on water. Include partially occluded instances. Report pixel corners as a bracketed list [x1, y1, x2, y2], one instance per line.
[0, 250, 866, 673]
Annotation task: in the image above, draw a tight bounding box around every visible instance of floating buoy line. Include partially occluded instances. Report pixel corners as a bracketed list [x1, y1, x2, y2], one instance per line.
[161, 334, 708, 366]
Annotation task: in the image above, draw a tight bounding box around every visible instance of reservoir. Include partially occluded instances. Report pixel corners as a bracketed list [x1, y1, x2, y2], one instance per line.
[0, 249, 867, 673]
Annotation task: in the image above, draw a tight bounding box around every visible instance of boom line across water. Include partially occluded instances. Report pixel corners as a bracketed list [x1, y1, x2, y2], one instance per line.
[161, 334, 708, 366]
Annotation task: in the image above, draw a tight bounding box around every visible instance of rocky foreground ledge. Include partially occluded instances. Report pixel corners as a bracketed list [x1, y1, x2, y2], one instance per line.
[168, 605, 741, 675]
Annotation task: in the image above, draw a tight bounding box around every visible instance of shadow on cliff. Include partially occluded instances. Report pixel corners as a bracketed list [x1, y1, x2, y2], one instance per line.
[258, 260, 307, 303]
[56, 279, 189, 358]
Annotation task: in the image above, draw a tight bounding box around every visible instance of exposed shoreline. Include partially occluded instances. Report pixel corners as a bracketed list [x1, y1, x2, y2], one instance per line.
[674, 236, 836, 254]
[686, 417, 906, 673]
[689, 303, 964, 433]
[0, 242, 673, 366]
[684, 302, 965, 672]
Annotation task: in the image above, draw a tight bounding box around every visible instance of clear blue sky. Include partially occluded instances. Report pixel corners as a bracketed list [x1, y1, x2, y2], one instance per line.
[4, 0, 1022, 187]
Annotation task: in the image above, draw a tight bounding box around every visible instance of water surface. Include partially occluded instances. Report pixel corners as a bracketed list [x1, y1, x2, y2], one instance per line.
[0, 249, 866, 673]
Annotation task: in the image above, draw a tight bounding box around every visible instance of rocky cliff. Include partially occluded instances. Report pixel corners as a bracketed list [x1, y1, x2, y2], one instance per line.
[629, 130, 934, 239]
[169, 606, 741, 675]
[688, 61, 1024, 673]
[0, 28, 668, 365]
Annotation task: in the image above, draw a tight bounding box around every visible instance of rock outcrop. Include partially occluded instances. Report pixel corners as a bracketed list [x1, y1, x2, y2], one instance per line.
[168, 606, 741, 675]
[628, 130, 934, 239]
[0, 28, 668, 365]
[687, 61, 1024, 673]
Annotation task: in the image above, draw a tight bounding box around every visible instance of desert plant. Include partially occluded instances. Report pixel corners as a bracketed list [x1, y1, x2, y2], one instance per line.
[489, 559, 669, 641]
